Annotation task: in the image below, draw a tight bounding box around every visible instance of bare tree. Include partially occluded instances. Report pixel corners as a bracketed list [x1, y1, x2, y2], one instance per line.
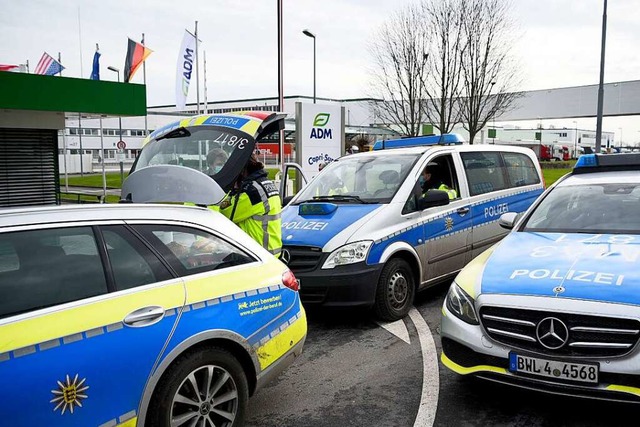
[369, 4, 429, 137]
[458, 0, 523, 143]
[420, 0, 466, 134]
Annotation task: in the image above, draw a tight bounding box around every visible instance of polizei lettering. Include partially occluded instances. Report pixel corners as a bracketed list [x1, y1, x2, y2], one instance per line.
[510, 269, 625, 286]
[484, 202, 508, 219]
[181, 48, 194, 95]
[282, 221, 329, 231]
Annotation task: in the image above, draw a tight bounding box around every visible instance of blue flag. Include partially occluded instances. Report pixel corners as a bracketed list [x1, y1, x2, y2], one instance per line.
[90, 50, 101, 80]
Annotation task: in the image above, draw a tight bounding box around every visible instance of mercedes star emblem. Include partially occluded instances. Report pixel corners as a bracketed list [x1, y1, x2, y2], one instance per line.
[536, 317, 569, 350]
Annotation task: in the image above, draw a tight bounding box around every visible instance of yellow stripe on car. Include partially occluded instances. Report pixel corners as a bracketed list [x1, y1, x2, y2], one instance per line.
[0, 282, 183, 353]
[440, 351, 507, 375]
[256, 310, 307, 369]
[454, 245, 497, 299]
[605, 384, 640, 397]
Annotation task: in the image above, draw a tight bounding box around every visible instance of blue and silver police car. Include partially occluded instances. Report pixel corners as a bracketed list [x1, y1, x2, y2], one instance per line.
[281, 135, 544, 321]
[441, 153, 640, 402]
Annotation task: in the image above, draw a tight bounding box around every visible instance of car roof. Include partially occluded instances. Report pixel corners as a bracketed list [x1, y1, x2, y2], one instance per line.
[347, 143, 537, 157]
[0, 204, 218, 229]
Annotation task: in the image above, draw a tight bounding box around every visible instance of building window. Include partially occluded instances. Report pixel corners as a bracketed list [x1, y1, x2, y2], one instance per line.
[131, 130, 146, 137]
[69, 128, 79, 135]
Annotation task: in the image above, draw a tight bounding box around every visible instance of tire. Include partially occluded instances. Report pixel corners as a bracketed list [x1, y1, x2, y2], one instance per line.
[146, 347, 249, 427]
[373, 258, 416, 321]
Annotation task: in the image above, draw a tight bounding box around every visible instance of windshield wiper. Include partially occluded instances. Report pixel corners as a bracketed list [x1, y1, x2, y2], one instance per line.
[310, 195, 374, 204]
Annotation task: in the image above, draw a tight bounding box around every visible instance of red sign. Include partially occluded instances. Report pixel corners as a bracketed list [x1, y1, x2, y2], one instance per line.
[117, 140, 126, 150]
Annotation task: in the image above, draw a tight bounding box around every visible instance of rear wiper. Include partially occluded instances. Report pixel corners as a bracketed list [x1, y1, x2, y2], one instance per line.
[311, 195, 374, 204]
[157, 127, 191, 141]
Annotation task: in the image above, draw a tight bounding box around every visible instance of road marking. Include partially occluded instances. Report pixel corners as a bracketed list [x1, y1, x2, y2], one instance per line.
[409, 307, 439, 427]
[376, 319, 411, 344]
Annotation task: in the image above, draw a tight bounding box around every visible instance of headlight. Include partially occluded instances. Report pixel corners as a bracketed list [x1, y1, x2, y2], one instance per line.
[445, 282, 479, 325]
[322, 241, 373, 269]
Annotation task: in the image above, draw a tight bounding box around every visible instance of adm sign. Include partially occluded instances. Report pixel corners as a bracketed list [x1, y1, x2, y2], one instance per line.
[295, 102, 344, 181]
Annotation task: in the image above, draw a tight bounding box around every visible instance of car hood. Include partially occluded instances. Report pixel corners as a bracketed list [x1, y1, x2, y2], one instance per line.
[281, 203, 382, 249]
[481, 232, 640, 305]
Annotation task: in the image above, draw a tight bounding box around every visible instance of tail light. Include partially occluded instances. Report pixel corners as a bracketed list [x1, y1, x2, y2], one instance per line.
[282, 269, 299, 292]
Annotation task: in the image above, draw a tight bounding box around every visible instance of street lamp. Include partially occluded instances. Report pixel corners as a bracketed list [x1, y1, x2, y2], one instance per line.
[573, 120, 578, 158]
[490, 81, 496, 143]
[107, 66, 124, 184]
[302, 29, 316, 104]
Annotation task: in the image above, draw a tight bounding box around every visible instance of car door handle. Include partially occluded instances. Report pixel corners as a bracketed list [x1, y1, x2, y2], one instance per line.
[123, 306, 165, 328]
[457, 207, 470, 216]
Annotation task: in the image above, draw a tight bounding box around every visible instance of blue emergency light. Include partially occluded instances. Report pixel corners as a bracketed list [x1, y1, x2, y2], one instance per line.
[372, 133, 464, 150]
[573, 153, 640, 174]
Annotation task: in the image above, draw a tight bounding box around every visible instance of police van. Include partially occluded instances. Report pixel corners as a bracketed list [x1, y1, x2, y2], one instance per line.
[281, 135, 544, 320]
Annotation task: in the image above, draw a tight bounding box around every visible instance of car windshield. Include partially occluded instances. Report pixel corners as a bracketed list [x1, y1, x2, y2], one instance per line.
[293, 153, 419, 204]
[134, 126, 254, 175]
[522, 183, 640, 233]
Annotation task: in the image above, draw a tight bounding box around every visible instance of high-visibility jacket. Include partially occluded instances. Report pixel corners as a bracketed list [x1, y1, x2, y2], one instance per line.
[423, 182, 458, 200]
[220, 170, 282, 257]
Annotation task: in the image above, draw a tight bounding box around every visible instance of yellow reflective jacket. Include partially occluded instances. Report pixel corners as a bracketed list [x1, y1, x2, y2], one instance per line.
[220, 170, 282, 257]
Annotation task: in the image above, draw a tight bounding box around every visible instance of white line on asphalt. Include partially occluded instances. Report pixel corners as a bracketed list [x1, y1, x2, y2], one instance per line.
[409, 307, 439, 427]
[376, 319, 411, 344]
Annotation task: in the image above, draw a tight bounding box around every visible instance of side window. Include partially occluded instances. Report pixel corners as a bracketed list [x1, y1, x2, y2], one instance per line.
[133, 224, 256, 277]
[0, 227, 108, 319]
[461, 152, 508, 196]
[502, 152, 541, 187]
[101, 226, 173, 291]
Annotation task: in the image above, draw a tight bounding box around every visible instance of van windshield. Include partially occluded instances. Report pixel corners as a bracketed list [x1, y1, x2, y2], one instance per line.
[294, 153, 419, 204]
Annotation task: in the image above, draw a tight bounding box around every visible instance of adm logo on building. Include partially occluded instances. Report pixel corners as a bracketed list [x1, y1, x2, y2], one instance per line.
[310, 113, 332, 139]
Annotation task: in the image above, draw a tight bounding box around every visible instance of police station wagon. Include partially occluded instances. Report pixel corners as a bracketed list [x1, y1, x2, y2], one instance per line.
[0, 166, 306, 426]
[441, 153, 640, 402]
[281, 135, 544, 321]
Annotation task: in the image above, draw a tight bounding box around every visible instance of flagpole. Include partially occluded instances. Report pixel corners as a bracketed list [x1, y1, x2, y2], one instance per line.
[195, 20, 200, 115]
[142, 32, 148, 136]
[26, 60, 29, 73]
[58, 52, 62, 76]
[204, 50, 208, 114]
[99, 115, 106, 202]
[77, 7, 84, 176]
[277, 0, 285, 173]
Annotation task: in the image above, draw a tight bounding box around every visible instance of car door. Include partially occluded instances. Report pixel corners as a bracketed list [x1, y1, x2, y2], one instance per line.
[0, 223, 184, 427]
[418, 153, 474, 282]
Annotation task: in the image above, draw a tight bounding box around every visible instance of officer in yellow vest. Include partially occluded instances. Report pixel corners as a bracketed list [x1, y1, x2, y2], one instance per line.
[219, 154, 282, 257]
[420, 162, 457, 199]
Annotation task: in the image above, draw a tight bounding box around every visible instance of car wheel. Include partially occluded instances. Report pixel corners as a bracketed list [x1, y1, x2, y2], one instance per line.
[146, 347, 249, 427]
[373, 258, 415, 321]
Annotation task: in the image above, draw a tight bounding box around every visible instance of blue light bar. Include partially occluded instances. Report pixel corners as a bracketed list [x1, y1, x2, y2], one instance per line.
[299, 202, 338, 216]
[574, 154, 598, 168]
[573, 153, 640, 174]
[373, 133, 464, 150]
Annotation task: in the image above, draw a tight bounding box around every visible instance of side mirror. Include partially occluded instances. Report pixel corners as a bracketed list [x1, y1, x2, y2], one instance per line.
[417, 190, 449, 210]
[498, 212, 520, 230]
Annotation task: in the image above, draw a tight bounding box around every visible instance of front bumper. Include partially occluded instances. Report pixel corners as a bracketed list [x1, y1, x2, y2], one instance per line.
[295, 262, 384, 308]
[441, 304, 640, 403]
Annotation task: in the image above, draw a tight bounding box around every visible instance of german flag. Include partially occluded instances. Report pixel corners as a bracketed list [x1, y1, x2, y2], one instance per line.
[123, 38, 152, 83]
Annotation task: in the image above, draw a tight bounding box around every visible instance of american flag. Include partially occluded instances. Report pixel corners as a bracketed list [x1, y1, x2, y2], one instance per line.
[34, 52, 65, 75]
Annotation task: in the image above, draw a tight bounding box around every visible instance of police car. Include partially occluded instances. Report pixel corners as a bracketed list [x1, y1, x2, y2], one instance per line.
[281, 135, 545, 321]
[441, 153, 640, 402]
[0, 163, 306, 425]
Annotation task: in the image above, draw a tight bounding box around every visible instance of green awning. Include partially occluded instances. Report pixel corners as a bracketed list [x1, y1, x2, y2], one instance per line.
[0, 72, 146, 116]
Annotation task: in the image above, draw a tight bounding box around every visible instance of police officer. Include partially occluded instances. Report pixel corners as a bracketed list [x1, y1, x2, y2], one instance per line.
[219, 154, 282, 257]
[420, 162, 457, 199]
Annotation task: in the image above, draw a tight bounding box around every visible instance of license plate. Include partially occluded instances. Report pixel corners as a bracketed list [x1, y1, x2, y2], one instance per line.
[509, 353, 599, 384]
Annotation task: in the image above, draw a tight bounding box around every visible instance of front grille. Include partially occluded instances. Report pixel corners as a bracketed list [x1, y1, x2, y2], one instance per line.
[282, 245, 324, 273]
[480, 306, 640, 358]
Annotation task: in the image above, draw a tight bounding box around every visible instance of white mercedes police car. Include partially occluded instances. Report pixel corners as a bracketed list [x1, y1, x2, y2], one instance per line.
[441, 153, 640, 402]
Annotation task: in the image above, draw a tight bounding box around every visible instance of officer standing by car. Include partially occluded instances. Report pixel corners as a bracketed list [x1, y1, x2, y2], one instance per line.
[220, 154, 283, 258]
[420, 162, 457, 199]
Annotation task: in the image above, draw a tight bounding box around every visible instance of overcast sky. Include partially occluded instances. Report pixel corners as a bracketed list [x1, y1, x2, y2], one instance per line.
[2, 0, 639, 142]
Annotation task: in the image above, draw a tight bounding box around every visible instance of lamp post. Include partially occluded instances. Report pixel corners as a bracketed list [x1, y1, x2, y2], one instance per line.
[302, 29, 316, 104]
[107, 66, 124, 185]
[573, 120, 578, 158]
[619, 127, 623, 151]
[490, 81, 496, 143]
